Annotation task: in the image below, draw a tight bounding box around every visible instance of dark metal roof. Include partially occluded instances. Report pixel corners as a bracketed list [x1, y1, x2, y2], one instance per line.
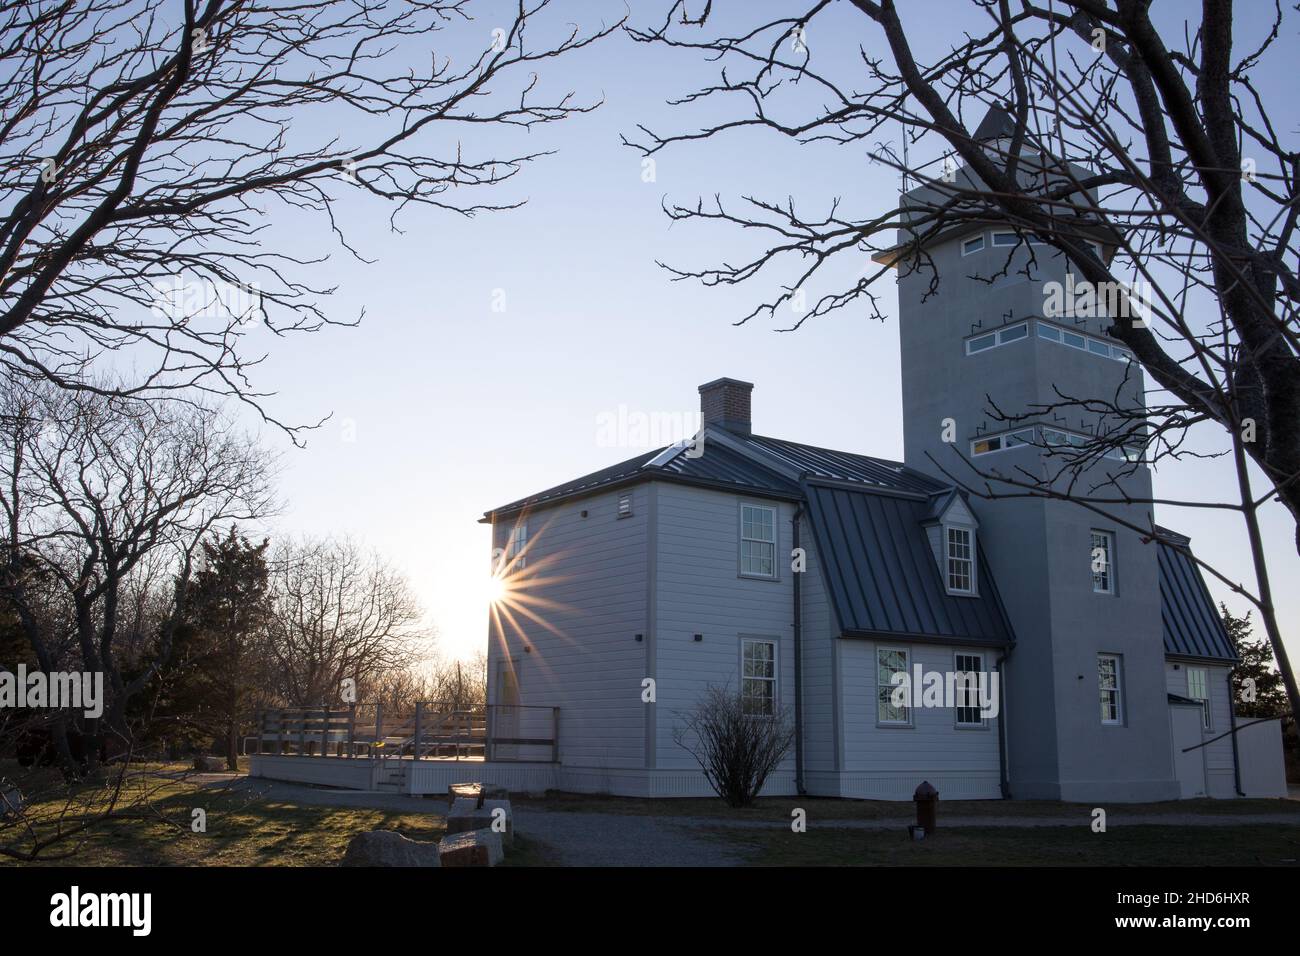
[1158, 535, 1236, 662]
[802, 482, 1014, 647]
[658, 441, 802, 495]
[737, 434, 947, 495]
[973, 104, 1017, 142]
[483, 430, 928, 519]
[484, 448, 662, 518]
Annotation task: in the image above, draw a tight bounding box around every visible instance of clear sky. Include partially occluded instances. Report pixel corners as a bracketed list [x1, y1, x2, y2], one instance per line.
[225, 0, 1299, 666]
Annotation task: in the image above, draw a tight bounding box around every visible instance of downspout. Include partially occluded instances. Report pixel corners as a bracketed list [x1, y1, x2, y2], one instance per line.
[995, 643, 1014, 799]
[1227, 669, 1244, 796]
[792, 505, 806, 796]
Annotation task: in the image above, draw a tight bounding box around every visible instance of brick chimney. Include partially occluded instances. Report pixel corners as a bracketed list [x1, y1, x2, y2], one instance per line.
[698, 377, 753, 435]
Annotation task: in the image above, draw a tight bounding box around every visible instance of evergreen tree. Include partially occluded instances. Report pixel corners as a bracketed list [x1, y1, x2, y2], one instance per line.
[1223, 604, 1288, 719]
[154, 528, 271, 769]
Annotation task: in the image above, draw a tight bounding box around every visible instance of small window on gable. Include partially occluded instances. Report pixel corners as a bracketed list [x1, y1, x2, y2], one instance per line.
[740, 504, 776, 578]
[991, 230, 1020, 247]
[617, 493, 632, 518]
[962, 235, 985, 256]
[946, 526, 975, 594]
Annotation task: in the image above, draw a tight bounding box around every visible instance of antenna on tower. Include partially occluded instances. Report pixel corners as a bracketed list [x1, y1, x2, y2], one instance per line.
[901, 113, 910, 194]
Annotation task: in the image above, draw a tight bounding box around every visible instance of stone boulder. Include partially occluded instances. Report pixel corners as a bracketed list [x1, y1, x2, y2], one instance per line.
[0, 788, 22, 818]
[438, 828, 503, 867]
[192, 755, 225, 772]
[341, 830, 442, 867]
[447, 796, 513, 847]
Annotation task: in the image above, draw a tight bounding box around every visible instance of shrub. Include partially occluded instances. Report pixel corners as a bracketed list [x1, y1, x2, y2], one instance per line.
[673, 686, 795, 808]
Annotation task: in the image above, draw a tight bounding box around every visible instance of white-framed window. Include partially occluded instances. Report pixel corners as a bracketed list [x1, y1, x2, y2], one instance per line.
[971, 428, 1034, 456]
[877, 646, 911, 725]
[1099, 654, 1123, 724]
[1036, 320, 1136, 365]
[946, 526, 975, 594]
[974, 423, 1141, 463]
[740, 503, 777, 578]
[1091, 529, 1115, 594]
[507, 520, 527, 570]
[964, 322, 1029, 355]
[1187, 667, 1211, 730]
[1061, 328, 1087, 350]
[954, 652, 986, 727]
[741, 638, 777, 716]
[962, 234, 985, 256]
[991, 230, 1021, 247]
[1044, 426, 1142, 463]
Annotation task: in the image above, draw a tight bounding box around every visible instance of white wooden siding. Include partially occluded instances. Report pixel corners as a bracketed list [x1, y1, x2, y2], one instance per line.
[1165, 661, 1236, 797]
[488, 485, 649, 771]
[836, 639, 1003, 799]
[652, 483, 797, 771]
[799, 528, 838, 774]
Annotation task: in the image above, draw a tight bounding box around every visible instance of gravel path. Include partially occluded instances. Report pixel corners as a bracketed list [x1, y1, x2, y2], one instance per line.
[511, 808, 754, 866]
[200, 775, 1300, 866]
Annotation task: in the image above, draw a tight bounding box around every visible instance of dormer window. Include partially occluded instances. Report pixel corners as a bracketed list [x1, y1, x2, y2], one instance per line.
[946, 526, 975, 594]
[924, 492, 979, 596]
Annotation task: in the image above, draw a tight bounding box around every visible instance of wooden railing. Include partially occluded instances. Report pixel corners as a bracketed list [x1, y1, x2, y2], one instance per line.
[252, 702, 559, 763]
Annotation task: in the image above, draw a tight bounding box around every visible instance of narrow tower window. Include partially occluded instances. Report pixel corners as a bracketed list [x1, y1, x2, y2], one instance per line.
[1090, 529, 1115, 594]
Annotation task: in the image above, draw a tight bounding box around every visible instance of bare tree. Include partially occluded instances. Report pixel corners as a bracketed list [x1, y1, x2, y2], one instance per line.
[264, 536, 424, 707]
[673, 686, 795, 808]
[0, 379, 276, 769]
[627, 1, 1300, 732]
[0, 0, 621, 432]
[428, 650, 487, 709]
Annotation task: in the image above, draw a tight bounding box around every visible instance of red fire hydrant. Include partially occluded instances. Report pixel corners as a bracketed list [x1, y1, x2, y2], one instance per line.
[913, 780, 939, 835]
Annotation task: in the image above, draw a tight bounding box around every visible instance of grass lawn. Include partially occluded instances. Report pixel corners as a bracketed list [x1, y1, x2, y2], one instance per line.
[1, 760, 446, 866]
[704, 822, 1300, 866]
[5, 759, 1296, 867]
[512, 791, 1300, 822]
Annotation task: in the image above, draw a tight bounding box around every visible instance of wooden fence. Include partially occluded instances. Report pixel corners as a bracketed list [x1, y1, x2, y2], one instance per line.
[252, 702, 559, 763]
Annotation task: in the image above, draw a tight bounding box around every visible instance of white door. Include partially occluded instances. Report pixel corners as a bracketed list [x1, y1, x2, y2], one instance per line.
[1170, 704, 1208, 798]
[494, 660, 520, 759]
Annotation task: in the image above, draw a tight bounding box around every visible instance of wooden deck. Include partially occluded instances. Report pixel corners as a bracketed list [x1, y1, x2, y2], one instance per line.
[249, 753, 560, 796]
